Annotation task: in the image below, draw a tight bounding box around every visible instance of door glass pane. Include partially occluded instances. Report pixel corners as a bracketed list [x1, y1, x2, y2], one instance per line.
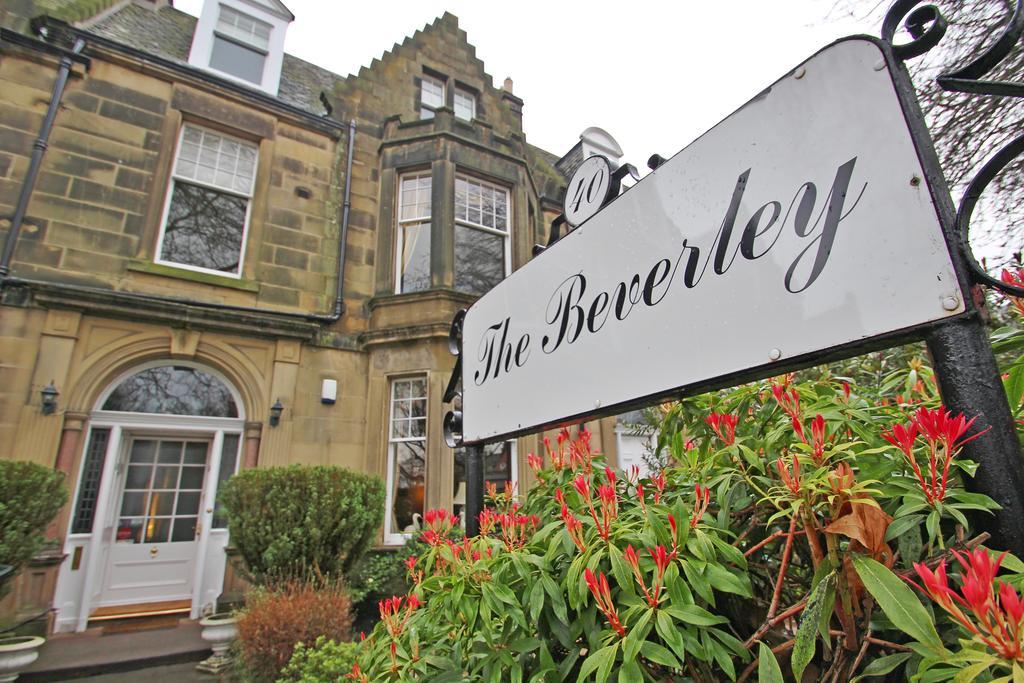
[145, 518, 170, 543]
[180, 466, 204, 490]
[153, 466, 178, 489]
[148, 491, 174, 516]
[71, 428, 110, 535]
[125, 465, 152, 490]
[120, 439, 209, 544]
[176, 491, 201, 516]
[158, 442, 182, 463]
[120, 491, 147, 517]
[130, 440, 157, 463]
[171, 518, 197, 542]
[184, 442, 207, 464]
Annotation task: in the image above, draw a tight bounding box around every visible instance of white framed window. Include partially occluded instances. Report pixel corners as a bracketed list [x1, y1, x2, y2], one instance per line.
[156, 124, 258, 277]
[419, 75, 445, 120]
[395, 173, 432, 293]
[454, 175, 511, 295]
[210, 5, 272, 85]
[385, 377, 428, 544]
[453, 87, 476, 121]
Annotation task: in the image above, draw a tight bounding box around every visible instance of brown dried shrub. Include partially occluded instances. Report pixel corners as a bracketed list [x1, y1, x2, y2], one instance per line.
[235, 579, 352, 682]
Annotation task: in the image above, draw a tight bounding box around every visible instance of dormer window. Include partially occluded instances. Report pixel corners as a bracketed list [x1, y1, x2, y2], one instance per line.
[210, 5, 271, 85]
[188, 0, 293, 96]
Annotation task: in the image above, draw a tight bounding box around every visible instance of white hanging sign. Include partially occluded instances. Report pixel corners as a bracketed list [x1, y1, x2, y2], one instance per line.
[459, 38, 964, 444]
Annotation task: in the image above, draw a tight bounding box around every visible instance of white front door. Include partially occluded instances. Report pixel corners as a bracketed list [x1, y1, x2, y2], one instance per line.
[98, 437, 210, 607]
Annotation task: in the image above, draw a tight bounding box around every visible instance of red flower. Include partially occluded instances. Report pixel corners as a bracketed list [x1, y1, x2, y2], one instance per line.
[650, 471, 666, 504]
[883, 407, 989, 505]
[705, 412, 739, 446]
[584, 568, 626, 637]
[572, 474, 591, 502]
[810, 414, 828, 465]
[561, 504, 587, 553]
[911, 549, 1023, 662]
[775, 455, 801, 496]
[1001, 268, 1024, 317]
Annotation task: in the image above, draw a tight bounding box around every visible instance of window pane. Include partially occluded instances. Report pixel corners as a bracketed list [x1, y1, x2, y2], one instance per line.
[184, 442, 208, 465]
[390, 441, 425, 533]
[162, 181, 247, 274]
[455, 225, 506, 295]
[420, 76, 444, 116]
[180, 466, 205, 490]
[176, 491, 202, 516]
[153, 466, 178, 490]
[175, 126, 256, 196]
[125, 465, 152, 490]
[171, 518, 198, 542]
[454, 88, 475, 121]
[454, 442, 514, 508]
[210, 35, 266, 85]
[120, 491, 147, 517]
[217, 5, 271, 50]
[212, 434, 240, 529]
[399, 223, 431, 292]
[71, 428, 110, 534]
[103, 366, 238, 417]
[145, 518, 170, 543]
[148, 490, 174, 516]
[158, 442, 181, 464]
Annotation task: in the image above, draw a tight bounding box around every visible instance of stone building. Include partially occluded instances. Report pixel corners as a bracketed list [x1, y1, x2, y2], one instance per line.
[0, 0, 627, 633]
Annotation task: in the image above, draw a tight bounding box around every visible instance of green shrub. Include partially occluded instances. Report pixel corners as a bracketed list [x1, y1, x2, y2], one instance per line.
[236, 579, 352, 682]
[277, 636, 358, 683]
[219, 465, 384, 584]
[0, 461, 67, 594]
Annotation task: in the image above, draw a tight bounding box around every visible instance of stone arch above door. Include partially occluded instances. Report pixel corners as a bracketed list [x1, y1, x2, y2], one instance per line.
[64, 326, 272, 422]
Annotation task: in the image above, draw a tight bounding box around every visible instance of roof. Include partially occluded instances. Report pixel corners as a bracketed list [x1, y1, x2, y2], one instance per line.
[86, 3, 335, 114]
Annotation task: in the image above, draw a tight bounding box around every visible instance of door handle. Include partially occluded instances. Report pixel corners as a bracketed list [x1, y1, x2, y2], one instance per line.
[149, 547, 158, 558]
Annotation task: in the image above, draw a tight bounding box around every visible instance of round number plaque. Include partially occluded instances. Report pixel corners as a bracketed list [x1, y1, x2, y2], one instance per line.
[564, 155, 613, 227]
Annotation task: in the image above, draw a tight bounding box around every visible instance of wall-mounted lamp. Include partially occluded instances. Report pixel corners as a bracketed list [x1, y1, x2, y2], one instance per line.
[268, 399, 283, 427]
[40, 382, 59, 415]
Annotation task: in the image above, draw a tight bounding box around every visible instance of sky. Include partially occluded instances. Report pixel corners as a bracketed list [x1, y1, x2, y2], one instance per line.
[173, 0, 878, 168]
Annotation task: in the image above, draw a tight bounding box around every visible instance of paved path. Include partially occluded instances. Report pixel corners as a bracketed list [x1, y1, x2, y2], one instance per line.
[81, 662, 231, 682]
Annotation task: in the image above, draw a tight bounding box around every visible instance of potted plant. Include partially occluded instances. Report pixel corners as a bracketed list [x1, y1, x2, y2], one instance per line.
[196, 612, 237, 674]
[0, 635, 45, 682]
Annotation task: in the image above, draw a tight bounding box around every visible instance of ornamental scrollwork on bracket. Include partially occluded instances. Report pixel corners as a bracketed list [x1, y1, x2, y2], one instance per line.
[882, 0, 1024, 297]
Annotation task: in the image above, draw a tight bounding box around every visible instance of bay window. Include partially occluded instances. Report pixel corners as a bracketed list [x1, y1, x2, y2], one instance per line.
[395, 173, 432, 293]
[455, 176, 510, 295]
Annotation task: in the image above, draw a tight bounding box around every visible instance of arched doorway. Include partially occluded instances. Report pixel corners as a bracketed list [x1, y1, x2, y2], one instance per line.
[54, 362, 245, 632]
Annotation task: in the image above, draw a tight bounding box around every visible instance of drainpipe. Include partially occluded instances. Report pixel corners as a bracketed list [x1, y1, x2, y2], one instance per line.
[313, 118, 356, 322]
[0, 37, 86, 278]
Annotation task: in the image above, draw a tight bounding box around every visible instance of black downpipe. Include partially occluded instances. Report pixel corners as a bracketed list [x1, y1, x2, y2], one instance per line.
[0, 37, 85, 277]
[324, 119, 356, 321]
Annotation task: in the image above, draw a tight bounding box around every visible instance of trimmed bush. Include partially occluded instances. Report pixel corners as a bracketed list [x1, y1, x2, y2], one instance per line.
[278, 636, 358, 683]
[0, 461, 67, 594]
[236, 579, 352, 682]
[219, 465, 384, 583]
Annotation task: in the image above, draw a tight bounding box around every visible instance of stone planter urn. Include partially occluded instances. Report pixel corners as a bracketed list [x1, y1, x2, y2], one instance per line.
[0, 636, 45, 682]
[196, 612, 237, 675]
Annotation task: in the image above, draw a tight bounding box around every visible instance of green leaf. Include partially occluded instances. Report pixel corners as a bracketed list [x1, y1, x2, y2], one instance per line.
[665, 603, 728, 626]
[856, 652, 912, 678]
[529, 579, 545, 623]
[1005, 363, 1024, 409]
[884, 514, 925, 542]
[758, 643, 784, 683]
[639, 641, 680, 669]
[852, 555, 945, 654]
[576, 643, 618, 683]
[792, 572, 834, 682]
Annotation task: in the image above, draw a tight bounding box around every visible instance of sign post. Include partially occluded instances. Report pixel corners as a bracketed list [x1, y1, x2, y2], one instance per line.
[445, 2, 1024, 555]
